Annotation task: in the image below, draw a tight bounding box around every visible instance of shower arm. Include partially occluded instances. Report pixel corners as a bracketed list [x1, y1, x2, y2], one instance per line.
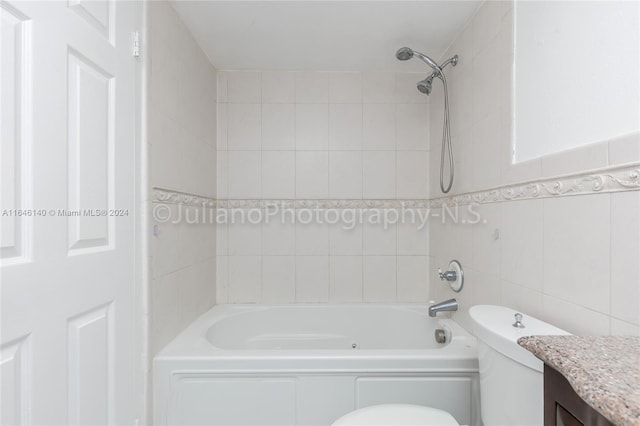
[429, 55, 459, 81]
[441, 55, 459, 69]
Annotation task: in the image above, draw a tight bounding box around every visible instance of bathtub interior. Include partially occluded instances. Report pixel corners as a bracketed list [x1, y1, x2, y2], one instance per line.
[205, 305, 453, 350]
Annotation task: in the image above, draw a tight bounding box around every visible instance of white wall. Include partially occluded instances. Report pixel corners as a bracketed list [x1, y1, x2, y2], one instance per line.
[428, 1, 640, 336]
[216, 71, 432, 304]
[514, 1, 639, 162]
[148, 1, 217, 354]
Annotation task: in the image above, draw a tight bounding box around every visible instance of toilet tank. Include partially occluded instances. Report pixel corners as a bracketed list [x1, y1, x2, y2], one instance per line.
[469, 305, 570, 426]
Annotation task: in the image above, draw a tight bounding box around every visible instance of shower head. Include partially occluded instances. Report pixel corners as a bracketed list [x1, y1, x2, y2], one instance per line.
[417, 76, 433, 95]
[396, 47, 459, 96]
[396, 47, 414, 61]
[395, 46, 441, 73]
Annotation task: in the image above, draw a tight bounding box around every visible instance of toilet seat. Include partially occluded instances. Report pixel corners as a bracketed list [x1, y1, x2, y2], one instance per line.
[332, 404, 460, 426]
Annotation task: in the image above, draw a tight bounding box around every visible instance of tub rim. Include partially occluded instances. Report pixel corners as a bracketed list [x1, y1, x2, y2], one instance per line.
[155, 303, 478, 363]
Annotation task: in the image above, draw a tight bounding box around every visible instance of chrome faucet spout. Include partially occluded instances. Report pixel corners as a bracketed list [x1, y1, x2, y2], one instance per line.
[428, 298, 458, 317]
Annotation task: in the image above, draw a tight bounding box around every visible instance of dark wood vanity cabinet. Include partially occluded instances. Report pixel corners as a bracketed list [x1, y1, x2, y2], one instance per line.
[544, 365, 615, 426]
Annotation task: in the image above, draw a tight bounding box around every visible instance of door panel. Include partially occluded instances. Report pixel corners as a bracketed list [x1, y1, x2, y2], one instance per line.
[0, 336, 30, 425]
[67, 303, 113, 426]
[1, 1, 31, 264]
[68, 0, 114, 43]
[1, 1, 138, 424]
[67, 48, 114, 253]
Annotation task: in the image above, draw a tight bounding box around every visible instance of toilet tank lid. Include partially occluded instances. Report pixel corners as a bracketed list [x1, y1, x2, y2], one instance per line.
[469, 305, 570, 372]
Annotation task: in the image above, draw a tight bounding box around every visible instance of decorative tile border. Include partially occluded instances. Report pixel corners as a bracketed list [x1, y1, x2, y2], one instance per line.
[430, 163, 640, 207]
[219, 199, 432, 209]
[152, 187, 216, 207]
[152, 163, 639, 210]
[150, 190, 431, 209]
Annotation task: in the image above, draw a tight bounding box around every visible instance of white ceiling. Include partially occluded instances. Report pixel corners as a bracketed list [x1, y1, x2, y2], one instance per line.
[169, 1, 482, 72]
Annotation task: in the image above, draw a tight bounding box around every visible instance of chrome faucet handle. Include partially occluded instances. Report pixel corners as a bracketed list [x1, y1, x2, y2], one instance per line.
[438, 268, 457, 282]
[512, 313, 525, 328]
[438, 260, 464, 293]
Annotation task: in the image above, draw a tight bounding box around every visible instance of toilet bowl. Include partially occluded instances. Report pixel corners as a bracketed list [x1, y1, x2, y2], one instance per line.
[332, 404, 459, 426]
[331, 305, 569, 426]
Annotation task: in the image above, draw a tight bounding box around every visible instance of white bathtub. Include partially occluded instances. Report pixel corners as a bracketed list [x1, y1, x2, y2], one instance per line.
[154, 304, 480, 426]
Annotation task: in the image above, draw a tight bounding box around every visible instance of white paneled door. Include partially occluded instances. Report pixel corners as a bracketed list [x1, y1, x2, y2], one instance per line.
[1, 1, 139, 425]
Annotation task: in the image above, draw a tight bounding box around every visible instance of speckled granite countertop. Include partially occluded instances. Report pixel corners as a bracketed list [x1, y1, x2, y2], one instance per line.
[518, 336, 640, 426]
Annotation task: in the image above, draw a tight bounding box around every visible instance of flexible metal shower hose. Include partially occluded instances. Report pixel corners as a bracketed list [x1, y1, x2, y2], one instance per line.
[439, 73, 454, 194]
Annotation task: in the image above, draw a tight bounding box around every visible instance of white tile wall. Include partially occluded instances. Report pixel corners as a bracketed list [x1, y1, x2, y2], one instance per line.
[472, 110, 502, 189]
[228, 71, 261, 103]
[500, 280, 544, 319]
[428, 0, 640, 336]
[262, 104, 295, 150]
[500, 199, 543, 291]
[263, 224, 295, 257]
[610, 191, 640, 325]
[296, 104, 329, 150]
[364, 256, 397, 302]
[218, 70, 430, 201]
[397, 214, 429, 255]
[216, 208, 432, 304]
[330, 256, 364, 302]
[363, 151, 396, 198]
[329, 104, 362, 150]
[608, 132, 640, 165]
[228, 256, 262, 302]
[362, 72, 396, 103]
[430, 191, 639, 335]
[262, 71, 295, 103]
[329, 73, 363, 103]
[296, 152, 329, 198]
[610, 318, 640, 336]
[149, 1, 217, 355]
[228, 151, 261, 197]
[295, 72, 329, 103]
[396, 104, 430, 151]
[262, 256, 296, 303]
[542, 195, 611, 314]
[329, 152, 363, 199]
[540, 142, 608, 178]
[396, 151, 430, 199]
[216, 255, 229, 302]
[329, 222, 363, 255]
[228, 217, 261, 255]
[262, 151, 295, 198]
[296, 256, 330, 302]
[363, 104, 396, 150]
[397, 256, 430, 302]
[227, 104, 261, 150]
[363, 216, 397, 255]
[216, 151, 228, 198]
[296, 220, 329, 255]
[217, 70, 433, 304]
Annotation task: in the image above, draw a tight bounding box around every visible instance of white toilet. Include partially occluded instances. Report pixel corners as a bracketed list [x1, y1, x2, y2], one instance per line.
[332, 305, 570, 426]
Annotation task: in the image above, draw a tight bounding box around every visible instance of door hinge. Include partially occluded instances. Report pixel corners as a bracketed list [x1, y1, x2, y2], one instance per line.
[132, 31, 140, 57]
